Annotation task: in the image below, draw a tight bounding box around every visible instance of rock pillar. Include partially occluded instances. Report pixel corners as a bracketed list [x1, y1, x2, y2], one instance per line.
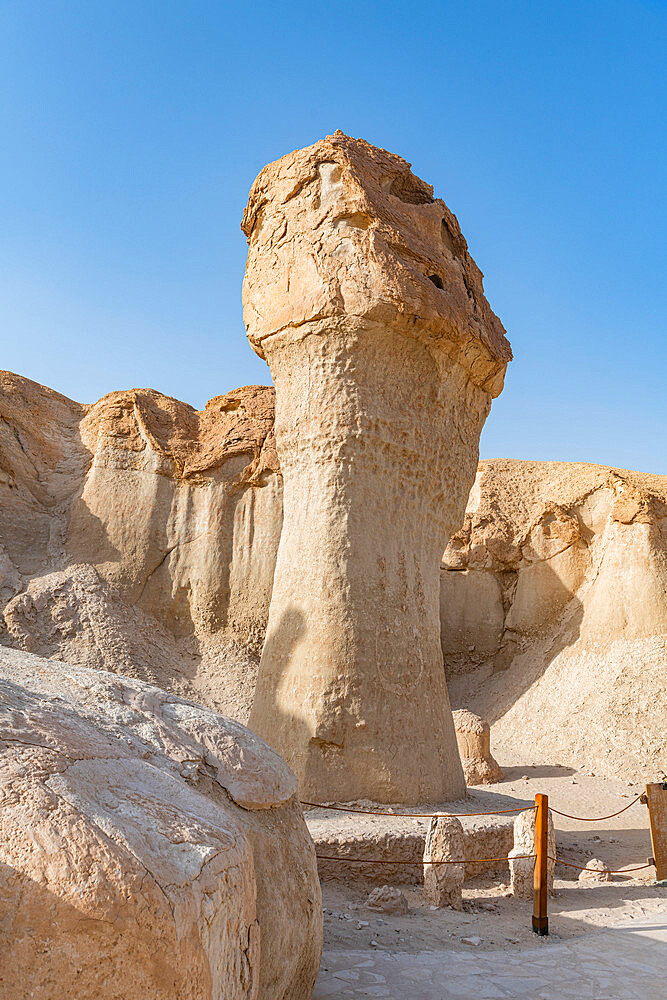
[242, 132, 511, 803]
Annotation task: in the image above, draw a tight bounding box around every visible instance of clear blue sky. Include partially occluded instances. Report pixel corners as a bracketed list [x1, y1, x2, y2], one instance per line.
[1, 1, 665, 472]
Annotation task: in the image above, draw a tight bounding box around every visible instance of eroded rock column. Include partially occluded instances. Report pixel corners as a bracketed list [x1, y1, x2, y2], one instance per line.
[242, 132, 511, 803]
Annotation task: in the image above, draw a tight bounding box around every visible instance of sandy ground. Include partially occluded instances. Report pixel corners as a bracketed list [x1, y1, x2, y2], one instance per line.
[319, 748, 666, 954]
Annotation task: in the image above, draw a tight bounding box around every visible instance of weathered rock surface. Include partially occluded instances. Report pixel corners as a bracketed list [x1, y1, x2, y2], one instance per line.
[0, 646, 322, 1000]
[509, 807, 555, 900]
[423, 815, 465, 909]
[0, 371, 281, 720]
[445, 459, 667, 782]
[242, 131, 511, 803]
[452, 708, 503, 785]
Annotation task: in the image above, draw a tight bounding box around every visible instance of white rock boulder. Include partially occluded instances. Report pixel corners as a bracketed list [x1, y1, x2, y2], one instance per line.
[579, 858, 612, 882]
[0, 648, 322, 1000]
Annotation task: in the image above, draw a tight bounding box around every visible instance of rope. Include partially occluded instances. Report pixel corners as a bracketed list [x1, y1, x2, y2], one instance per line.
[549, 796, 642, 822]
[548, 855, 653, 874]
[302, 795, 643, 823]
[301, 800, 534, 818]
[316, 854, 535, 865]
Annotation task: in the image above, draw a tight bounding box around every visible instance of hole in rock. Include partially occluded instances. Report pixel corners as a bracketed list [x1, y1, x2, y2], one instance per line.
[428, 274, 444, 289]
[388, 173, 434, 204]
[334, 212, 372, 230]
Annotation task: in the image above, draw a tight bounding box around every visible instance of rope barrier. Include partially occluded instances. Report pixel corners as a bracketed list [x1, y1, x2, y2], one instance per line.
[316, 852, 653, 872]
[302, 794, 643, 823]
[548, 855, 653, 874]
[316, 853, 535, 865]
[549, 795, 643, 822]
[301, 800, 535, 818]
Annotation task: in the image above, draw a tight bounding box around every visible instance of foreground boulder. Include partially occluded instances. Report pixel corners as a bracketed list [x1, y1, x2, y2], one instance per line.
[0, 648, 322, 1000]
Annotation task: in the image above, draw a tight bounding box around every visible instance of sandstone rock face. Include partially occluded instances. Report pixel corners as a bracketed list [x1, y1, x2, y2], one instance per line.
[423, 815, 465, 908]
[1, 373, 664, 784]
[242, 132, 511, 803]
[0, 372, 281, 720]
[0, 647, 322, 1000]
[452, 709, 503, 785]
[445, 459, 667, 782]
[508, 808, 555, 900]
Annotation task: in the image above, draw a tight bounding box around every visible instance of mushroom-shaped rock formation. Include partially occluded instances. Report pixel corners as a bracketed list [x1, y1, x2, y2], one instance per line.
[0, 647, 322, 1000]
[242, 132, 511, 803]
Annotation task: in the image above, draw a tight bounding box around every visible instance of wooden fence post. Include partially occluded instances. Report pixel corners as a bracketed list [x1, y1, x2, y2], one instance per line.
[532, 792, 549, 935]
[645, 782, 667, 881]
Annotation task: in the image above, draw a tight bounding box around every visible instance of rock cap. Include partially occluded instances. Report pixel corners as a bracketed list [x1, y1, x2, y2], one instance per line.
[242, 131, 511, 396]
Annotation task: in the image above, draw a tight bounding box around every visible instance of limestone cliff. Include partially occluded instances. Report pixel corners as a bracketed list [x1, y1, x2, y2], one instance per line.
[0, 372, 281, 719]
[443, 460, 667, 781]
[1, 373, 665, 781]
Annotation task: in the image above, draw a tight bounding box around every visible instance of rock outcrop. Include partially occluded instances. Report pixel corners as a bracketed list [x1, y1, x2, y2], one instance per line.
[444, 459, 667, 781]
[0, 373, 664, 784]
[0, 371, 281, 720]
[0, 646, 322, 1000]
[241, 131, 511, 803]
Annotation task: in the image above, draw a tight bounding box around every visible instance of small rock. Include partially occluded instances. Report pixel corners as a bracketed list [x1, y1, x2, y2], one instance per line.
[356, 921, 369, 929]
[366, 885, 409, 915]
[579, 858, 612, 882]
[461, 935, 482, 946]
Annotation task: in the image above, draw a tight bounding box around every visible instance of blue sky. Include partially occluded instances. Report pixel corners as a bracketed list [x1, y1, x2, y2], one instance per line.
[1, 0, 665, 472]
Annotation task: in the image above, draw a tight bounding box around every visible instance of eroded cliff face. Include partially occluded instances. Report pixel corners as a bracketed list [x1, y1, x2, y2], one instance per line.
[442, 460, 667, 781]
[0, 372, 282, 719]
[1, 373, 665, 782]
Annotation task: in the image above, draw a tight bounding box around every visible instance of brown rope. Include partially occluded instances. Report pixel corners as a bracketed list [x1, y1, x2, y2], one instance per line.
[549, 796, 642, 822]
[316, 854, 535, 865]
[303, 794, 643, 823]
[301, 800, 534, 818]
[548, 855, 653, 874]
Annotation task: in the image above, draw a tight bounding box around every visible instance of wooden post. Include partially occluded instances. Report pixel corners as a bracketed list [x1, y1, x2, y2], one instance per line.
[645, 782, 667, 881]
[532, 792, 549, 935]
